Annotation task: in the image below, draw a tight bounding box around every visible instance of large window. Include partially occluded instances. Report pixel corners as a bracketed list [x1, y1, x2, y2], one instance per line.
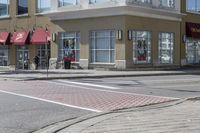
[89, 0, 111, 4]
[186, 39, 200, 64]
[17, 0, 28, 15]
[187, 0, 200, 13]
[59, 32, 80, 62]
[132, 31, 151, 64]
[159, 32, 174, 64]
[37, 0, 51, 13]
[0, 0, 9, 16]
[137, 0, 152, 4]
[160, 0, 175, 8]
[0, 45, 9, 66]
[90, 30, 115, 64]
[58, 0, 79, 7]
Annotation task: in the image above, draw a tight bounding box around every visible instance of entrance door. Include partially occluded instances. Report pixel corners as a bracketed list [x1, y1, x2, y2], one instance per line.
[17, 46, 29, 70]
[37, 45, 50, 69]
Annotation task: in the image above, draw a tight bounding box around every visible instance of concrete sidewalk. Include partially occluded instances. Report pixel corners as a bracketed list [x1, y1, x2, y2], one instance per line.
[0, 68, 200, 80]
[34, 98, 200, 133]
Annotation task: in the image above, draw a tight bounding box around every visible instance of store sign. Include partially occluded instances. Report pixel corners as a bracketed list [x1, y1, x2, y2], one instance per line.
[186, 22, 200, 38]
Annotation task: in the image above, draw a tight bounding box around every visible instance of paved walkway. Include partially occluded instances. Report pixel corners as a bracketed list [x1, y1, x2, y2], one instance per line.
[56, 98, 200, 133]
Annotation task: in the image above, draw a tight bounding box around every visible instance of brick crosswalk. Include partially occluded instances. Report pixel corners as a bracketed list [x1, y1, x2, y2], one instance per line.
[0, 80, 178, 112]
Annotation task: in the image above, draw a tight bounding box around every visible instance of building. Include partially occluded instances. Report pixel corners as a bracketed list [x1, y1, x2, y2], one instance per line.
[0, 0, 198, 70]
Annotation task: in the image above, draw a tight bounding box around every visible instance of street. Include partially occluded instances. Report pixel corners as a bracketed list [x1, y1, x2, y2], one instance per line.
[0, 74, 200, 133]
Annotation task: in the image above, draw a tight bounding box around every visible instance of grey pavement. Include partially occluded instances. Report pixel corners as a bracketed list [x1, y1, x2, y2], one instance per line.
[36, 98, 200, 133]
[0, 68, 200, 80]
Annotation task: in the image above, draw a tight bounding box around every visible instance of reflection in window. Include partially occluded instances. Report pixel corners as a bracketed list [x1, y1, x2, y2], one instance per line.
[90, 30, 115, 63]
[59, 32, 80, 62]
[17, 0, 28, 15]
[37, 0, 51, 13]
[159, 32, 174, 64]
[132, 31, 151, 64]
[58, 0, 79, 7]
[187, 0, 200, 13]
[0, 0, 9, 16]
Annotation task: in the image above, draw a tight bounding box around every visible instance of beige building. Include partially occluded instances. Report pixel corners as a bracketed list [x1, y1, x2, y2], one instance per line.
[0, 0, 199, 70]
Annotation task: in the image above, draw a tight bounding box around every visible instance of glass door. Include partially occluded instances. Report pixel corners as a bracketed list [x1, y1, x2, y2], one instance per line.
[17, 46, 29, 70]
[37, 45, 50, 69]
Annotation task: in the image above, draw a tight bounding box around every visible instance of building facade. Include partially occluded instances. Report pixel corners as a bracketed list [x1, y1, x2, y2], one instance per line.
[0, 0, 198, 70]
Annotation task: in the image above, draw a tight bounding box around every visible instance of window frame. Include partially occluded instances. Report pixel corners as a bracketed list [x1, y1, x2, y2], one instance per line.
[132, 30, 152, 64]
[90, 30, 116, 64]
[160, 0, 175, 9]
[0, 0, 10, 17]
[158, 32, 174, 64]
[58, 0, 79, 7]
[186, 0, 200, 14]
[36, 0, 51, 13]
[17, 0, 28, 15]
[58, 32, 80, 63]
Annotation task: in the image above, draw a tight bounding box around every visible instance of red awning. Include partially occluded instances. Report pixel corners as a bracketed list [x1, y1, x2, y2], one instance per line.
[31, 29, 51, 44]
[0, 32, 10, 45]
[12, 31, 29, 45]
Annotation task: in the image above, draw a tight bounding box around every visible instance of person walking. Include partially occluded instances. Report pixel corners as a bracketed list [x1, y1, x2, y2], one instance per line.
[33, 55, 39, 70]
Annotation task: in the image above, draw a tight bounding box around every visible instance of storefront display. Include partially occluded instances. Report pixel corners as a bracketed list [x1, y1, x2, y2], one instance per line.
[186, 22, 200, 64]
[59, 32, 80, 63]
[133, 31, 151, 64]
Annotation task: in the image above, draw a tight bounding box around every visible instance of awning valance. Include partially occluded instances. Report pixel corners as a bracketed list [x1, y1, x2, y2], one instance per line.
[12, 31, 29, 45]
[0, 32, 10, 45]
[31, 29, 51, 44]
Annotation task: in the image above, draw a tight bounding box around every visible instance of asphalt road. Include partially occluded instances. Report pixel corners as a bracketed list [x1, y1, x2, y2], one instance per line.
[0, 74, 200, 133]
[0, 93, 91, 133]
[68, 75, 200, 98]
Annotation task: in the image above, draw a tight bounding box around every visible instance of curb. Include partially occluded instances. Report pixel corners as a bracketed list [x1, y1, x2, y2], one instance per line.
[24, 71, 200, 81]
[32, 99, 187, 133]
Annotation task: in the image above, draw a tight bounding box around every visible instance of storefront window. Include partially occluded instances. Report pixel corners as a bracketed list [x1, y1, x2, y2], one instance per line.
[187, 0, 200, 13]
[132, 31, 151, 64]
[186, 39, 200, 64]
[0, 0, 9, 16]
[58, 0, 79, 7]
[17, 0, 28, 15]
[0, 45, 9, 66]
[37, 0, 51, 13]
[90, 30, 115, 63]
[58, 32, 80, 62]
[159, 32, 174, 64]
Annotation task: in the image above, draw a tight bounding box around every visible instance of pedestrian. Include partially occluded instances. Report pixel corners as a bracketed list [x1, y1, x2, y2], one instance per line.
[33, 55, 39, 70]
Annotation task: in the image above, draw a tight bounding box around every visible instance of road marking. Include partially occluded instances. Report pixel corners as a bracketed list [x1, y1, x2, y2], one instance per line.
[57, 80, 121, 90]
[47, 81, 179, 100]
[0, 90, 102, 113]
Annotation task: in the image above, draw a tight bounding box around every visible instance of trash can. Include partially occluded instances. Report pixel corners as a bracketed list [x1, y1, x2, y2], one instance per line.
[64, 57, 71, 69]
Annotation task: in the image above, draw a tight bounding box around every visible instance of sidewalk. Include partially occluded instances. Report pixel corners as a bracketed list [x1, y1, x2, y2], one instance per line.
[34, 98, 200, 133]
[0, 68, 200, 80]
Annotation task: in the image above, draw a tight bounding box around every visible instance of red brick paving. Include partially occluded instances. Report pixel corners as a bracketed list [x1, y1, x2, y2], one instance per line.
[0, 81, 178, 112]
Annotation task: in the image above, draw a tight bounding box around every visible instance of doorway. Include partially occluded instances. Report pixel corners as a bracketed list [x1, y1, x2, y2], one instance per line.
[16, 46, 29, 70]
[37, 44, 50, 69]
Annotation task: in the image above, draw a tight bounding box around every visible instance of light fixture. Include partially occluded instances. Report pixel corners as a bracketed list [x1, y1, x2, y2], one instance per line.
[116, 30, 122, 40]
[52, 32, 56, 42]
[128, 30, 132, 41]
